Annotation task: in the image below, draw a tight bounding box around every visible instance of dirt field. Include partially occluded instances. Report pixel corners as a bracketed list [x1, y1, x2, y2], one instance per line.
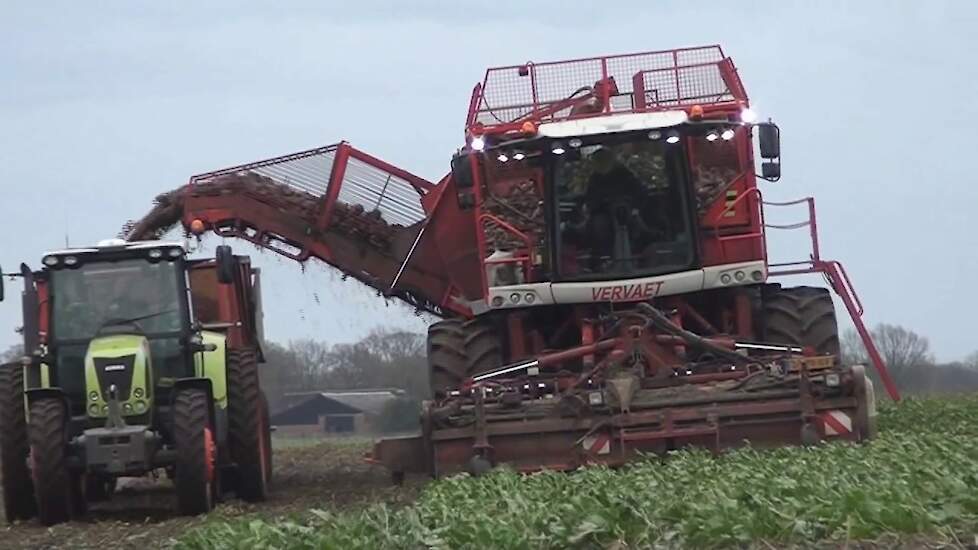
[0, 437, 420, 550]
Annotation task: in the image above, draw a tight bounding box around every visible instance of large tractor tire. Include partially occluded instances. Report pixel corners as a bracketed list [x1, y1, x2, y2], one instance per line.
[28, 397, 71, 526]
[173, 388, 216, 516]
[428, 319, 466, 397]
[463, 318, 503, 379]
[226, 348, 269, 502]
[260, 391, 272, 486]
[761, 285, 840, 357]
[0, 363, 36, 522]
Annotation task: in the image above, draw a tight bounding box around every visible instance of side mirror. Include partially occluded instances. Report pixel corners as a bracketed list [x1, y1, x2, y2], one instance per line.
[0, 264, 4, 302]
[758, 122, 780, 159]
[451, 152, 475, 190]
[761, 162, 781, 180]
[451, 152, 478, 210]
[216, 245, 234, 285]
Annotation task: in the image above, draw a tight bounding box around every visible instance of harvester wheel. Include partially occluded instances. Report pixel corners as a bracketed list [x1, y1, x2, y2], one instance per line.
[28, 397, 72, 526]
[227, 348, 269, 502]
[0, 362, 36, 522]
[427, 319, 466, 397]
[463, 318, 502, 380]
[85, 475, 117, 502]
[260, 391, 272, 485]
[173, 388, 215, 516]
[761, 286, 840, 357]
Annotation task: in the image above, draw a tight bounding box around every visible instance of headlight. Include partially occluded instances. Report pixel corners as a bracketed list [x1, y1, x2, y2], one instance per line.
[148, 249, 163, 259]
[734, 270, 746, 282]
[123, 403, 133, 414]
[524, 292, 536, 304]
[491, 296, 504, 307]
[825, 373, 841, 387]
[101, 404, 109, 415]
[42, 256, 59, 267]
[64, 256, 79, 266]
[89, 391, 99, 402]
[721, 128, 736, 141]
[88, 404, 100, 416]
[133, 387, 144, 398]
[509, 292, 521, 304]
[471, 136, 486, 151]
[751, 270, 764, 282]
[720, 273, 732, 285]
[134, 400, 147, 413]
[569, 138, 583, 148]
[168, 248, 182, 258]
[740, 107, 758, 124]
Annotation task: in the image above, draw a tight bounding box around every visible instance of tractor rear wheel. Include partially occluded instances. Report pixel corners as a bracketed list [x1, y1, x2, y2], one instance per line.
[28, 397, 71, 526]
[173, 388, 215, 516]
[428, 319, 466, 397]
[463, 318, 502, 379]
[227, 348, 269, 502]
[0, 362, 36, 522]
[761, 285, 840, 357]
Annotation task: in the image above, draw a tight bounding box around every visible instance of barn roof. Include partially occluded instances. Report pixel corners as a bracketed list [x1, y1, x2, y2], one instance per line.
[272, 389, 405, 425]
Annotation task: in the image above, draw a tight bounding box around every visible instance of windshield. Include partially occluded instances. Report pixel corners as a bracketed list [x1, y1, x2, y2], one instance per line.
[553, 134, 695, 280]
[50, 258, 185, 342]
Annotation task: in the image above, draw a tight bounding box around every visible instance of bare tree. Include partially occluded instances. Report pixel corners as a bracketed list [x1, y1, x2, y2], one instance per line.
[964, 351, 978, 370]
[0, 344, 22, 363]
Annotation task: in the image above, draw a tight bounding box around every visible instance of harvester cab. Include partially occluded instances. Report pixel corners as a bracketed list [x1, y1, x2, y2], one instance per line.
[0, 240, 272, 525]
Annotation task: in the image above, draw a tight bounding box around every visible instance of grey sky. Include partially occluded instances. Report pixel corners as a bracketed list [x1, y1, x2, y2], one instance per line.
[1, 1, 976, 360]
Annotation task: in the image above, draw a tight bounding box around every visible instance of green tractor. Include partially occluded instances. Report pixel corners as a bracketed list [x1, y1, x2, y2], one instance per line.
[0, 240, 272, 525]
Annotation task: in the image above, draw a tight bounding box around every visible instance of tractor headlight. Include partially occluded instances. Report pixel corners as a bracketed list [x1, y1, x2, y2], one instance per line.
[509, 292, 521, 304]
[123, 403, 134, 414]
[101, 404, 109, 415]
[734, 270, 746, 282]
[42, 256, 59, 267]
[89, 391, 99, 402]
[825, 373, 841, 387]
[148, 249, 163, 259]
[720, 273, 732, 285]
[491, 296, 504, 307]
[134, 400, 147, 413]
[133, 387, 144, 398]
[88, 404, 100, 416]
[721, 128, 736, 141]
[470, 136, 486, 151]
[168, 248, 182, 258]
[740, 107, 758, 124]
[64, 256, 79, 267]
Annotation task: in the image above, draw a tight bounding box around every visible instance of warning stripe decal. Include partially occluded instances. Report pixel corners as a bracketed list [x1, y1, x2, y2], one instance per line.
[821, 410, 852, 436]
[583, 434, 611, 455]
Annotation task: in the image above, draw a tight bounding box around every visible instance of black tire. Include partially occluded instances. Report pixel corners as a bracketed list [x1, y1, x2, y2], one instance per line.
[0, 362, 36, 522]
[226, 349, 268, 502]
[173, 388, 215, 516]
[761, 286, 840, 357]
[463, 318, 503, 378]
[28, 398, 71, 526]
[428, 319, 466, 397]
[260, 391, 272, 486]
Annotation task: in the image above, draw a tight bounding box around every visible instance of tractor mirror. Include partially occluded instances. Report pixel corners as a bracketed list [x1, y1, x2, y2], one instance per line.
[758, 122, 780, 159]
[216, 245, 234, 285]
[0, 264, 4, 302]
[761, 161, 781, 180]
[451, 152, 475, 190]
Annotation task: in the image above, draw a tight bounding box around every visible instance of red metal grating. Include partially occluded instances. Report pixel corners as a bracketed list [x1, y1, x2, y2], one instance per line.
[468, 45, 745, 129]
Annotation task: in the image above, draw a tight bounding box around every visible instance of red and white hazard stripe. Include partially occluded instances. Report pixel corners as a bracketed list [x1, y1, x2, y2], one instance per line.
[582, 434, 611, 455]
[821, 410, 852, 436]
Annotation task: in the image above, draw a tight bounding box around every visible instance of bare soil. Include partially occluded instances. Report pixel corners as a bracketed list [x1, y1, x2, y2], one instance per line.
[0, 438, 421, 550]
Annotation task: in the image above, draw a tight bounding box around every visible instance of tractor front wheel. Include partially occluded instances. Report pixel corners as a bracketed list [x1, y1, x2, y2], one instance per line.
[761, 285, 840, 357]
[0, 362, 36, 522]
[173, 388, 216, 516]
[28, 397, 72, 526]
[227, 348, 269, 502]
[428, 319, 466, 397]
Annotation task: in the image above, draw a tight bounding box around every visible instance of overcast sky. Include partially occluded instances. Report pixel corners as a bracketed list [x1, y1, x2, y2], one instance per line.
[1, 1, 975, 361]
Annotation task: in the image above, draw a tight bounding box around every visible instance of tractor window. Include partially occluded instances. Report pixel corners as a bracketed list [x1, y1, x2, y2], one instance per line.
[50, 259, 185, 342]
[553, 135, 695, 280]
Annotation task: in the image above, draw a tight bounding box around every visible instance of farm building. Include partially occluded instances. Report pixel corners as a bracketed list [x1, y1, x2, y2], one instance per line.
[270, 389, 405, 436]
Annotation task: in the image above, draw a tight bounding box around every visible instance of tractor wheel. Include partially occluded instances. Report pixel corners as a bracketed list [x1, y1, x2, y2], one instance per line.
[260, 391, 272, 486]
[28, 397, 71, 526]
[761, 286, 840, 357]
[0, 362, 36, 522]
[173, 388, 215, 515]
[427, 319, 466, 397]
[463, 318, 503, 379]
[226, 348, 269, 502]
